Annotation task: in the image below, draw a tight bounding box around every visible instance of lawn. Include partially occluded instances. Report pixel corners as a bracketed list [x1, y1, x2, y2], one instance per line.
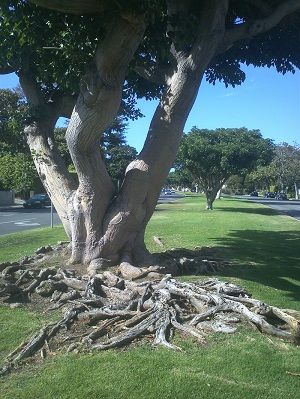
[1, 196, 300, 399]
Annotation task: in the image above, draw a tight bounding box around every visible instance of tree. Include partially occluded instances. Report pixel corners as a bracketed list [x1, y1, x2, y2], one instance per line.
[0, 153, 38, 195]
[271, 142, 300, 197]
[246, 142, 300, 197]
[0, 0, 300, 268]
[0, 88, 29, 155]
[106, 145, 138, 184]
[176, 127, 274, 209]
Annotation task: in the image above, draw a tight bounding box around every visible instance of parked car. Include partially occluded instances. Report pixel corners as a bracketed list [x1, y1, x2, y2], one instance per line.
[164, 190, 172, 195]
[275, 193, 288, 201]
[23, 193, 51, 208]
[264, 192, 275, 198]
[249, 191, 258, 197]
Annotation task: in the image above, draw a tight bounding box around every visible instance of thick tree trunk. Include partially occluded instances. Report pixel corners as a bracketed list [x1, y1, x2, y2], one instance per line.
[98, 1, 229, 265]
[65, 15, 146, 264]
[22, 1, 229, 270]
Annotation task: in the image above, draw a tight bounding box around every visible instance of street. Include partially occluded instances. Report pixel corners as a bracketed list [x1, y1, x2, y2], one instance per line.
[0, 207, 61, 236]
[247, 197, 300, 221]
[0, 193, 184, 236]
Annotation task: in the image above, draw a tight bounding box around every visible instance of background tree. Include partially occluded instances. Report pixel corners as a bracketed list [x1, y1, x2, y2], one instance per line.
[244, 164, 276, 193]
[106, 145, 137, 185]
[245, 142, 300, 198]
[271, 142, 300, 197]
[1, 0, 300, 268]
[0, 153, 38, 196]
[166, 169, 194, 191]
[176, 127, 274, 209]
[0, 88, 29, 155]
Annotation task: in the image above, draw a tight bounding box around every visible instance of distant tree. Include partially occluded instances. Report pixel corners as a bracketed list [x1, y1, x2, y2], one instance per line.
[166, 169, 193, 190]
[176, 127, 274, 209]
[246, 164, 276, 192]
[0, 154, 38, 196]
[106, 145, 137, 184]
[0, 88, 29, 155]
[271, 142, 300, 197]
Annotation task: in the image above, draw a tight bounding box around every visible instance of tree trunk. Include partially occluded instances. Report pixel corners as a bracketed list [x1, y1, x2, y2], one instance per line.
[205, 192, 215, 210]
[294, 182, 299, 200]
[21, 1, 229, 270]
[205, 183, 224, 210]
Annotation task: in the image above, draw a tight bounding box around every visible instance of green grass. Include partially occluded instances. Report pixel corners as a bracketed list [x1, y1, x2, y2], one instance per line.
[0, 226, 67, 263]
[1, 196, 300, 399]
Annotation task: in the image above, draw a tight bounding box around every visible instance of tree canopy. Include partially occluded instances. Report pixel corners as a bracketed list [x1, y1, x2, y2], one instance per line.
[1, 1, 300, 113]
[176, 127, 275, 209]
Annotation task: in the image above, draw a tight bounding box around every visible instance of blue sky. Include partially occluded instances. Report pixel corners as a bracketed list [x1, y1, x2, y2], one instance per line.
[1, 64, 299, 152]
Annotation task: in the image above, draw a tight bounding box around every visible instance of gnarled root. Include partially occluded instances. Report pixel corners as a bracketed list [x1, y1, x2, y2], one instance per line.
[1, 273, 299, 376]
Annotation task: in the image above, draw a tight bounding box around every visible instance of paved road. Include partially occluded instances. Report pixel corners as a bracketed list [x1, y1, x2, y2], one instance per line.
[247, 197, 300, 221]
[0, 194, 183, 236]
[157, 193, 183, 203]
[0, 207, 61, 236]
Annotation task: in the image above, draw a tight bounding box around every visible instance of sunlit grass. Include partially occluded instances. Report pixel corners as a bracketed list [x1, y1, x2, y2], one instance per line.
[1, 196, 300, 398]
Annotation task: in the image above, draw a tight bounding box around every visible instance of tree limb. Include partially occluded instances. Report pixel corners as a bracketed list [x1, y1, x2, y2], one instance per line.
[0, 64, 16, 74]
[222, 0, 300, 52]
[29, 0, 107, 15]
[18, 70, 46, 109]
[191, 0, 229, 61]
[52, 93, 77, 119]
[134, 64, 170, 85]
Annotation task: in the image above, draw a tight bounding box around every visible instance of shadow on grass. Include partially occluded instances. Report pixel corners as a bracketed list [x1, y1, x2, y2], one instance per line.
[216, 206, 279, 216]
[154, 229, 300, 302]
[213, 229, 300, 302]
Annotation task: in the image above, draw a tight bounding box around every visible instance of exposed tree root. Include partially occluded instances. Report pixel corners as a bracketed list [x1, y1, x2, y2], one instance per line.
[1, 261, 299, 376]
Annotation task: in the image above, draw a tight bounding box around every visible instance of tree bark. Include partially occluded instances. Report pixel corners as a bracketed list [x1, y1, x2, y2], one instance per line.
[65, 15, 146, 264]
[18, 70, 77, 238]
[25, 120, 77, 237]
[99, 1, 229, 264]
[294, 182, 299, 200]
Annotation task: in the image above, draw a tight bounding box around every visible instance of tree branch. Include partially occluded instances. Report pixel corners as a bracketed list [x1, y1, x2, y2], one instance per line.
[18, 70, 46, 109]
[0, 65, 16, 74]
[191, 0, 229, 61]
[133, 64, 170, 85]
[29, 0, 107, 15]
[52, 93, 77, 119]
[222, 0, 300, 52]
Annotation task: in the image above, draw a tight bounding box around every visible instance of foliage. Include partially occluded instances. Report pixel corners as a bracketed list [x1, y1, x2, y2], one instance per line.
[176, 127, 274, 208]
[1, 1, 300, 114]
[245, 142, 300, 195]
[271, 142, 300, 191]
[106, 145, 137, 183]
[0, 88, 29, 155]
[0, 153, 38, 194]
[166, 169, 193, 189]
